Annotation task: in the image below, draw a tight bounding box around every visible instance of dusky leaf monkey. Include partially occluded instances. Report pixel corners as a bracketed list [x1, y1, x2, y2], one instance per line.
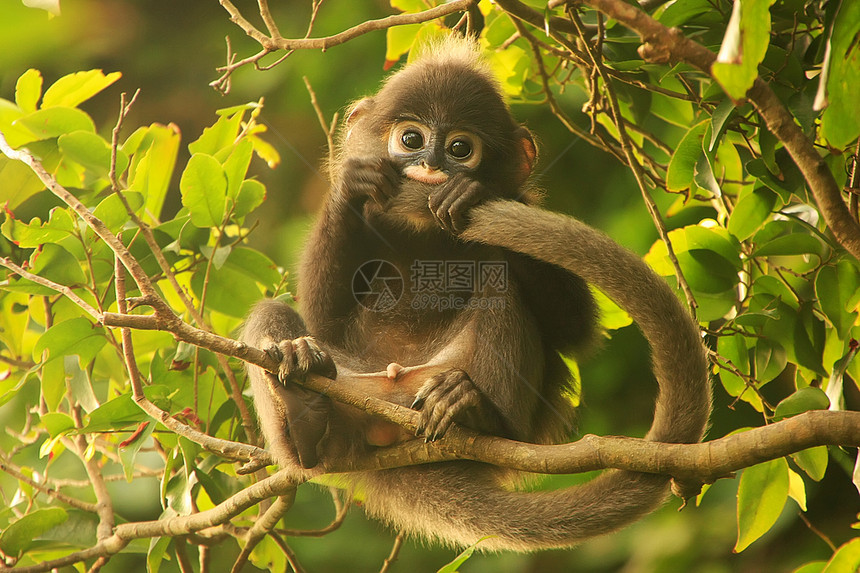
[242, 37, 711, 551]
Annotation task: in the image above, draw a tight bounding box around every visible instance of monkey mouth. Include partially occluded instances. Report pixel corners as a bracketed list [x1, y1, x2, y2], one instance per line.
[403, 165, 449, 185]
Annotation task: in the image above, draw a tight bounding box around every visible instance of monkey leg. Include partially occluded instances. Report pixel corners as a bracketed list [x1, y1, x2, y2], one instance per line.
[243, 300, 336, 469]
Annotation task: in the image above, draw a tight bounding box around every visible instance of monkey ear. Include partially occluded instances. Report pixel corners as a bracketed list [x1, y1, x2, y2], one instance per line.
[346, 97, 374, 127]
[514, 127, 537, 186]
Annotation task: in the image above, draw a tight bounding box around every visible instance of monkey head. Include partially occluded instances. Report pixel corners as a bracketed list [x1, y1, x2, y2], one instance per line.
[340, 38, 538, 232]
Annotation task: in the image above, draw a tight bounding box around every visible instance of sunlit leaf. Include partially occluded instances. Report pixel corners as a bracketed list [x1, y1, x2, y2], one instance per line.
[1, 207, 75, 248]
[791, 446, 828, 482]
[713, 0, 776, 100]
[126, 123, 181, 221]
[666, 121, 708, 191]
[58, 130, 128, 177]
[773, 387, 830, 421]
[15, 68, 42, 113]
[385, 23, 421, 68]
[736, 457, 789, 552]
[180, 153, 227, 228]
[34, 317, 106, 367]
[787, 468, 807, 511]
[818, 0, 860, 148]
[188, 110, 243, 157]
[728, 187, 777, 241]
[234, 179, 265, 218]
[29, 243, 87, 286]
[16, 106, 95, 142]
[42, 70, 121, 109]
[223, 137, 254, 199]
[815, 262, 860, 340]
[822, 538, 860, 573]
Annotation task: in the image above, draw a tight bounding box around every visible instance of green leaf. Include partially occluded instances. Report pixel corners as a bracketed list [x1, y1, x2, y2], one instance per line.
[728, 187, 777, 241]
[188, 111, 243, 157]
[594, 287, 632, 331]
[40, 411, 75, 437]
[754, 338, 787, 383]
[787, 467, 807, 511]
[224, 138, 254, 199]
[147, 535, 171, 573]
[666, 121, 708, 192]
[81, 393, 148, 433]
[1, 207, 76, 248]
[709, 98, 735, 152]
[29, 243, 87, 286]
[736, 457, 789, 552]
[437, 538, 489, 572]
[657, 0, 713, 27]
[16, 107, 95, 141]
[0, 155, 45, 209]
[58, 130, 129, 177]
[90, 191, 144, 235]
[816, 262, 860, 340]
[822, 538, 860, 573]
[126, 123, 181, 222]
[234, 179, 266, 218]
[773, 387, 830, 421]
[791, 446, 828, 482]
[385, 23, 422, 66]
[752, 234, 825, 258]
[42, 70, 121, 109]
[0, 508, 68, 556]
[15, 69, 43, 113]
[713, 0, 776, 100]
[818, 0, 860, 148]
[180, 153, 227, 228]
[34, 317, 106, 366]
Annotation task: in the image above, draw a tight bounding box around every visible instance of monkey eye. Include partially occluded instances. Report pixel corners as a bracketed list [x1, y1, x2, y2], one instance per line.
[448, 139, 472, 159]
[401, 130, 424, 150]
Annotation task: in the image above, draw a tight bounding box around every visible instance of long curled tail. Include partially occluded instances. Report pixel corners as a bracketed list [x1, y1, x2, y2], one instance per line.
[362, 201, 711, 551]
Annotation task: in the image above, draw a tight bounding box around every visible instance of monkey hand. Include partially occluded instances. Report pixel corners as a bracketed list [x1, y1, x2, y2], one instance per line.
[428, 174, 488, 234]
[338, 157, 401, 213]
[410, 368, 489, 442]
[264, 336, 336, 468]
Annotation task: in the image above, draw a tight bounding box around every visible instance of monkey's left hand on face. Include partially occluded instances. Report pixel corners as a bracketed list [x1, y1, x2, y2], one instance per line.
[427, 173, 488, 234]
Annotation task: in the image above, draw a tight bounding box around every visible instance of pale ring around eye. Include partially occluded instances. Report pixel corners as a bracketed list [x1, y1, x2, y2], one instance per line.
[388, 121, 431, 156]
[445, 131, 482, 168]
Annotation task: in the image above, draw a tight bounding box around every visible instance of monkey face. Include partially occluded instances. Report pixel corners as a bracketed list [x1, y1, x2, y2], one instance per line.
[387, 120, 483, 185]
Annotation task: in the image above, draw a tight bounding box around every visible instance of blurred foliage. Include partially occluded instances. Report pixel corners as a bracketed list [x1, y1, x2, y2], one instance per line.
[0, 0, 858, 572]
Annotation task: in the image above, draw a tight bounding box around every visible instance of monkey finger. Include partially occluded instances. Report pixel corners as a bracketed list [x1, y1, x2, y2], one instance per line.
[445, 181, 485, 233]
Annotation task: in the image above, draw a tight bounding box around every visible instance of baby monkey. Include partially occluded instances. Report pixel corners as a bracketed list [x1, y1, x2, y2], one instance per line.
[242, 37, 709, 550]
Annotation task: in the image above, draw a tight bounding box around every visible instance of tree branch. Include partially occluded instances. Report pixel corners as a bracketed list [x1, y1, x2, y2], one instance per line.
[552, 0, 860, 259]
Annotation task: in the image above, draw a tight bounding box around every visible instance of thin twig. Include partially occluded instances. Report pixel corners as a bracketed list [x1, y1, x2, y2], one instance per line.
[567, 10, 698, 316]
[303, 76, 338, 170]
[0, 257, 101, 320]
[379, 533, 405, 573]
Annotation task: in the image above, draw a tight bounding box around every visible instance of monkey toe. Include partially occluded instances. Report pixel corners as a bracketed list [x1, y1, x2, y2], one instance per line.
[272, 336, 337, 383]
